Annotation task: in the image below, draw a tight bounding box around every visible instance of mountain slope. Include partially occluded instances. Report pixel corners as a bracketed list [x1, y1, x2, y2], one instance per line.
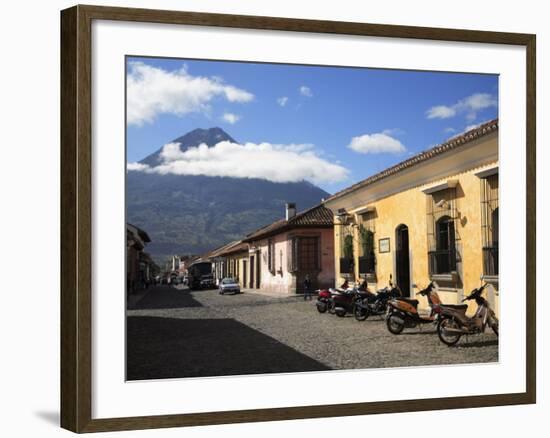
[127, 128, 330, 262]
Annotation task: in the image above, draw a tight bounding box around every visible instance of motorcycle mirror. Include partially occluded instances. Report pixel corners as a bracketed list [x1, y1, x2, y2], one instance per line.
[411, 283, 418, 289]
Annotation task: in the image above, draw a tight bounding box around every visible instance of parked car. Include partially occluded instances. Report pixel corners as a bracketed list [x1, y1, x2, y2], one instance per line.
[219, 278, 240, 295]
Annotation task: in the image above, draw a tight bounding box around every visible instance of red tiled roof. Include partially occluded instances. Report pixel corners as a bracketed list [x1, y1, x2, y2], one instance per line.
[205, 240, 240, 259]
[326, 118, 499, 203]
[217, 240, 249, 257]
[243, 204, 334, 242]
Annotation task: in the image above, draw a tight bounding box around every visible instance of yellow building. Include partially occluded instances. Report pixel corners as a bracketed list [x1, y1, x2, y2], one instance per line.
[210, 240, 249, 288]
[222, 241, 249, 289]
[324, 119, 499, 315]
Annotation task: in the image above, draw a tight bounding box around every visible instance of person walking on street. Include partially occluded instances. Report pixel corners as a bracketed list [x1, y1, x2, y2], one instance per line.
[303, 274, 312, 301]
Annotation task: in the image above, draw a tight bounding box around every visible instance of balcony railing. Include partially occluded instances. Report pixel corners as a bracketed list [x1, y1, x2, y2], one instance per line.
[339, 257, 354, 274]
[428, 249, 456, 275]
[358, 254, 375, 274]
[483, 245, 499, 276]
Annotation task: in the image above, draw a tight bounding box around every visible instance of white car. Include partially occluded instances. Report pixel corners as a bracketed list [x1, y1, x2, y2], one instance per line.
[219, 278, 240, 295]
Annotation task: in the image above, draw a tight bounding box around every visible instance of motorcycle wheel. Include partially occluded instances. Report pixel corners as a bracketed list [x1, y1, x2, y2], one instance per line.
[335, 307, 347, 317]
[316, 301, 327, 313]
[328, 301, 336, 315]
[354, 304, 368, 321]
[386, 314, 405, 334]
[489, 316, 499, 336]
[437, 317, 462, 346]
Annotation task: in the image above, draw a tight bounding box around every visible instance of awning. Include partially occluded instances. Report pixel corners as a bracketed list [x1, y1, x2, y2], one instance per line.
[421, 179, 458, 194]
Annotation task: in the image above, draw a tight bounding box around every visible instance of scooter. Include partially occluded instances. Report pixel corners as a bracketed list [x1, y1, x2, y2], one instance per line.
[385, 282, 441, 334]
[354, 281, 402, 321]
[437, 282, 499, 346]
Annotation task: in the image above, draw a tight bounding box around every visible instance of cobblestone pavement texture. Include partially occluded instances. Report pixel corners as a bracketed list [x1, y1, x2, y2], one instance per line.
[126, 285, 498, 380]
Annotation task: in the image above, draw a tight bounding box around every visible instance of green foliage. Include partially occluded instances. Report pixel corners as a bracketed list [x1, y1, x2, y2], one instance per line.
[359, 224, 374, 256]
[343, 234, 354, 259]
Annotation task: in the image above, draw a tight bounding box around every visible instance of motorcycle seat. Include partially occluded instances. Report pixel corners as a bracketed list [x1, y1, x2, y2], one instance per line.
[397, 297, 419, 307]
[361, 291, 376, 300]
[440, 304, 468, 311]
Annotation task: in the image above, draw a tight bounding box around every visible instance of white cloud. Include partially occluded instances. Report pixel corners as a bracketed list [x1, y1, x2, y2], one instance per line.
[126, 162, 150, 171]
[426, 93, 497, 120]
[221, 112, 240, 124]
[299, 86, 313, 97]
[348, 132, 406, 154]
[127, 62, 254, 126]
[459, 93, 497, 111]
[426, 105, 457, 119]
[444, 127, 457, 134]
[127, 140, 348, 184]
[277, 96, 289, 107]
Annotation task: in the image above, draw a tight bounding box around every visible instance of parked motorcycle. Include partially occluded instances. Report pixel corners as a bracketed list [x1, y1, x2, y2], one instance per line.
[316, 288, 332, 313]
[385, 282, 441, 334]
[315, 280, 350, 314]
[437, 282, 499, 346]
[354, 282, 402, 321]
[331, 284, 372, 317]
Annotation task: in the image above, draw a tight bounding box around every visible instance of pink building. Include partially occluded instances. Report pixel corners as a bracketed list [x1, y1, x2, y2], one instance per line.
[243, 203, 335, 295]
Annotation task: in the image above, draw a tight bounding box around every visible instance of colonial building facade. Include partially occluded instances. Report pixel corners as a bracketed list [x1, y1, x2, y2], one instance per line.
[324, 119, 499, 315]
[210, 240, 249, 288]
[126, 223, 157, 293]
[241, 203, 335, 295]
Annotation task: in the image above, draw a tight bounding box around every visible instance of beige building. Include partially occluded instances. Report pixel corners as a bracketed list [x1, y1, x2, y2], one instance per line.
[324, 119, 499, 315]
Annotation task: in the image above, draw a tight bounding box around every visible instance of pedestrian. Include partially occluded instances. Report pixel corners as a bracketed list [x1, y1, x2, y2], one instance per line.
[303, 274, 312, 301]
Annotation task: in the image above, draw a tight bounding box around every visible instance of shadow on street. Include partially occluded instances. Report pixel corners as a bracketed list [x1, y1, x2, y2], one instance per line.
[129, 285, 203, 310]
[126, 316, 331, 380]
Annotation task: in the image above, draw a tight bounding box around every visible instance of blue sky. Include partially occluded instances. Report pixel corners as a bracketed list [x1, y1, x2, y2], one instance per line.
[126, 56, 498, 194]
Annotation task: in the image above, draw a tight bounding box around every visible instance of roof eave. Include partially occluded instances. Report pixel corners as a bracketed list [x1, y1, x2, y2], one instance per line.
[244, 223, 333, 242]
[325, 119, 498, 204]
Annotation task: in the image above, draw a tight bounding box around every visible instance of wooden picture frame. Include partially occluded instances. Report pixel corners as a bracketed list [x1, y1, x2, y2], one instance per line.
[61, 4, 536, 433]
[378, 238, 391, 254]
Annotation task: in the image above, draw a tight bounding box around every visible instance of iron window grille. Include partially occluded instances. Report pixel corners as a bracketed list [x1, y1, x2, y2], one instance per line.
[481, 174, 499, 276]
[267, 239, 275, 274]
[358, 211, 376, 275]
[339, 221, 355, 275]
[427, 187, 459, 276]
[288, 236, 320, 273]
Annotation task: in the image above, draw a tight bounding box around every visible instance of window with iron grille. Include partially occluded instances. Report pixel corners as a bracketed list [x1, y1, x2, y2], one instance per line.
[339, 222, 355, 274]
[267, 239, 275, 274]
[427, 188, 458, 275]
[481, 173, 499, 276]
[287, 236, 320, 272]
[358, 212, 376, 275]
[298, 237, 320, 271]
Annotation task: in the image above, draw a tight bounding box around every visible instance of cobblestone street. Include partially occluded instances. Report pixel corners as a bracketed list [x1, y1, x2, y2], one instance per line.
[126, 285, 498, 380]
